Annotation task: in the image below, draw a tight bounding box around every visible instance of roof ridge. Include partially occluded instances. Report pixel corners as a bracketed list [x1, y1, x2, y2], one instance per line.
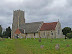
[44, 22, 58, 24]
[25, 21, 44, 24]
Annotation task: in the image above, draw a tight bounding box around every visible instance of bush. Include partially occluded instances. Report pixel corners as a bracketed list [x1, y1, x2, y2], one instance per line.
[67, 33, 72, 39]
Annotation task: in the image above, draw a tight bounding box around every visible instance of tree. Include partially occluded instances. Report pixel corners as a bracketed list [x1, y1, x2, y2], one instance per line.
[62, 27, 71, 39]
[0, 25, 2, 37]
[2, 31, 6, 38]
[71, 31, 72, 33]
[5, 27, 11, 38]
[62, 27, 71, 36]
[67, 33, 72, 39]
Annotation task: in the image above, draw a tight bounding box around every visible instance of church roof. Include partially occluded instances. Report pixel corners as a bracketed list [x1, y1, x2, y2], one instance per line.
[40, 22, 58, 31]
[15, 28, 24, 34]
[20, 21, 43, 33]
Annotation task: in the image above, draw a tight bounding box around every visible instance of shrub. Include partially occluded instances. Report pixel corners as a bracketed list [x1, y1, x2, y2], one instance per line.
[66, 33, 72, 39]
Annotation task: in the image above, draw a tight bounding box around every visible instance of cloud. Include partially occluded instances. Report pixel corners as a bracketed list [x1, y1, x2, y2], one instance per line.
[0, 0, 72, 29]
[5, 0, 24, 2]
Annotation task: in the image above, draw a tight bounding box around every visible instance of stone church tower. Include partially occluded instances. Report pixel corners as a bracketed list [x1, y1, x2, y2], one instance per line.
[11, 10, 25, 38]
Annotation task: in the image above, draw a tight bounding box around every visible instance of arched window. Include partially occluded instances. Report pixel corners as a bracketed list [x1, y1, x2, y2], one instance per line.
[51, 33, 53, 35]
[51, 31, 53, 35]
[34, 33, 35, 36]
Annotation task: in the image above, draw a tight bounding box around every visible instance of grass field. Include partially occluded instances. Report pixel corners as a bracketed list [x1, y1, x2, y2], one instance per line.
[0, 38, 72, 54]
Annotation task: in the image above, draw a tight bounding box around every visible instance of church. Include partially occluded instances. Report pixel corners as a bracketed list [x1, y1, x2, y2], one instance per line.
[11, 10, 64, 38]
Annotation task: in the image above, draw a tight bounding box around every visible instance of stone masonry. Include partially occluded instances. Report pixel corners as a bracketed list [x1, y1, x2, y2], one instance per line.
[11, 10, 25, 38]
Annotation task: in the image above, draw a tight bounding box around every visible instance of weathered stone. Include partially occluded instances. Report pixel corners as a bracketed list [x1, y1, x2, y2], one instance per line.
[8, 37, 10, 39]
[67, 44, 70, 47]
[40, 45, 44, 49]
[11, 10, 25, 38]
[50, 40, 52, 43]
[39, 39, 41, 42]
[55, 44, 60, 50]
[65, 37, 67, 39]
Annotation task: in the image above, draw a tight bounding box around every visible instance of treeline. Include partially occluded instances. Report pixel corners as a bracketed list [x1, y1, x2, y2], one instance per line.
[62, 27, 72, 39]
[0, 25, 11, 38]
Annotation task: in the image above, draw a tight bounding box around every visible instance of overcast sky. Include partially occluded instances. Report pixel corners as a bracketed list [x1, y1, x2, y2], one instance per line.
[0, 0, 72, 29]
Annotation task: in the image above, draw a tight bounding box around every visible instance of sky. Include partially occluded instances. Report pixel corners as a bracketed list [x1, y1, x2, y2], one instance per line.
[0, 0, 72, 29]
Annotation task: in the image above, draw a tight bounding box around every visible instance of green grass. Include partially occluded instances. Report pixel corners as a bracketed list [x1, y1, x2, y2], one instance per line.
[0, 39, 15, 54]
[0, 38, 72, 54]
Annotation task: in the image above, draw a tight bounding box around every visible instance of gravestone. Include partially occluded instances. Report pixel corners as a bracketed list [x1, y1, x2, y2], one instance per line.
[65, 37, 67, 39]
[39, 37, 41, 42]
[8, 37, 10, 39]
[50, 40, 52, 43]
[67, 44, 70, 47]
[40, 45, 44, 49]
[55, 44, 60, 50]
[39, 39, 41, 42]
